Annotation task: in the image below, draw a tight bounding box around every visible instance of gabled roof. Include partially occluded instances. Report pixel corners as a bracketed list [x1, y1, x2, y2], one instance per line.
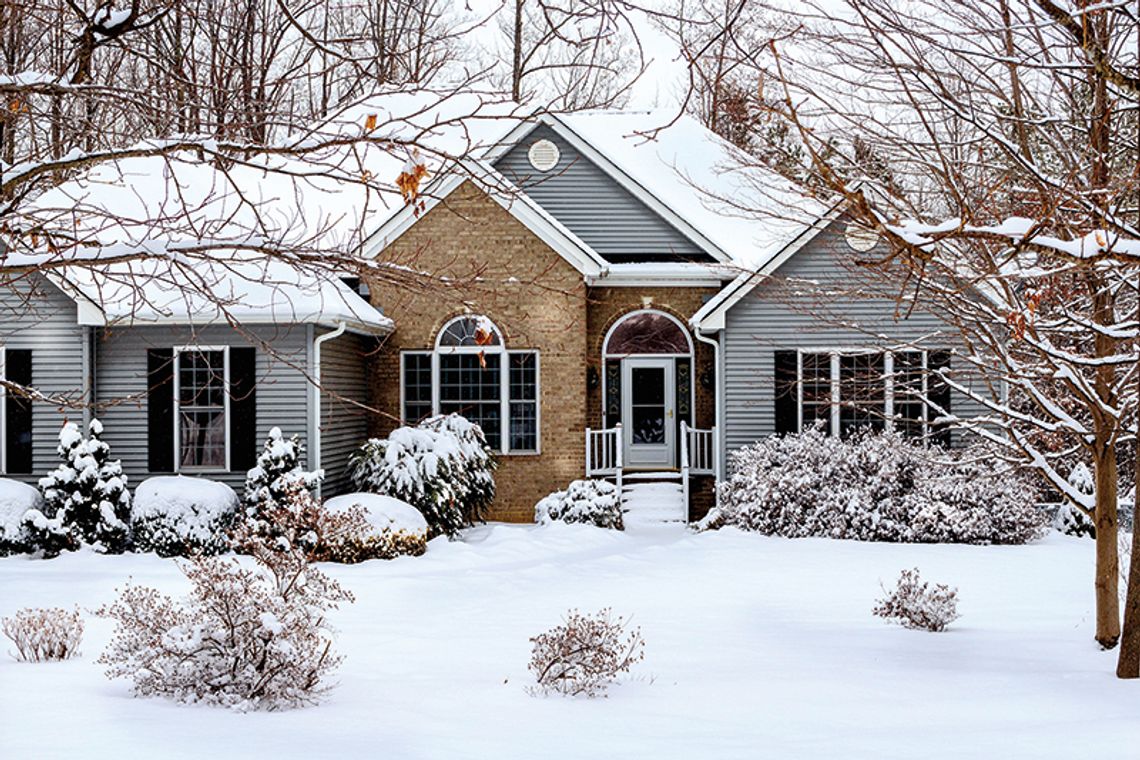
[356, 95, 824, 273]
[690, 199, 848, 332]
[359, 158, 609, 277]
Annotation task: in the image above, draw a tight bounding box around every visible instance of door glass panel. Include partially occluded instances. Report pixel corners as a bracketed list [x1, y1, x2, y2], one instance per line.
[630, 366, 666, 444]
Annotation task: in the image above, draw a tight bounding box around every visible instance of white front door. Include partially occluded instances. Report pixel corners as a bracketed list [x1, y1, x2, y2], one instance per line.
[622, 357, 675, 468]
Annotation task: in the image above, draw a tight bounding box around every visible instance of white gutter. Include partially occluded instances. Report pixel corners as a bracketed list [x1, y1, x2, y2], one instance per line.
[693, 326, 724, 508]
[311, 321, 348, 497]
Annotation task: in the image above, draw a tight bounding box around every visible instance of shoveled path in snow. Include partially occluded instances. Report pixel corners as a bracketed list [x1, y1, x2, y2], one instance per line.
[0, 524, 1137, 759]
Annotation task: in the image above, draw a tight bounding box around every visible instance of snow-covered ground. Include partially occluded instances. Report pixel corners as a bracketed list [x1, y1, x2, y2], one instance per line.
[0, 524, 1136, 759]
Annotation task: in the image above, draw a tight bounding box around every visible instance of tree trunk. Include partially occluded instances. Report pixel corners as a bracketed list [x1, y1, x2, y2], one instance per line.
[1116, 287, 1140, 676]
[1116, 421, 1140, 675]
[1094, 444, 1121, 648]
[511, 0, 524, 101]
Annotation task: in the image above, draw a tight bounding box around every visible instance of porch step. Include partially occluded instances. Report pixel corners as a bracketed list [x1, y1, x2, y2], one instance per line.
[621, 470, 683, 482]
[621, 481, 687, 528]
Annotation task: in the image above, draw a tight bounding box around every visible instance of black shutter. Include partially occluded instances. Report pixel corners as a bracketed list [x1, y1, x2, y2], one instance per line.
[5, 349, 33, 473]
[928, 350, 952, 447]
[228, 347, 257, 472]
[147, 348, 174, 472]
[774, 350, 798, 435]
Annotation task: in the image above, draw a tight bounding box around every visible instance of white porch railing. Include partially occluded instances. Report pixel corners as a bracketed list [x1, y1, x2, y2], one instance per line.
[586, 422, 716, 517]
[682, 422, 716, 476]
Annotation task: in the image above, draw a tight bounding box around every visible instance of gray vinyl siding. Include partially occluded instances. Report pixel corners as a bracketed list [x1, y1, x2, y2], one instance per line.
[493, 124, 713, 263]
[0, 275, 86, 483]
[318, 331, 373, 496]
[721, 220, 989, 455]
[94, 324, 312, 493]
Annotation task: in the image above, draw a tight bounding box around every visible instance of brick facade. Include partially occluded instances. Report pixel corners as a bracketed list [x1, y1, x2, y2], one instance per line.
[368, 182, 721, 522]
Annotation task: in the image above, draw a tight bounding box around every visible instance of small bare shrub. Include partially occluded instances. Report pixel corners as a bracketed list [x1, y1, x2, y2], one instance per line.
[2, 607, 84, 662]
[527, 608, 645, 697]
[97, 488, 353, 711]
[873, 568, 961, 632]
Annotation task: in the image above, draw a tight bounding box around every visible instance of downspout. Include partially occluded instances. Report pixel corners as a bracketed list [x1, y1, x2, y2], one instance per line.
[311, 321, 348, 498]
[693, 326, 723, 509]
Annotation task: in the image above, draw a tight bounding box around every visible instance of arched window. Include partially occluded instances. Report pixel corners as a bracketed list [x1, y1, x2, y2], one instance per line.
[401, 315, 539, 453]
[603, 310, 693, 357]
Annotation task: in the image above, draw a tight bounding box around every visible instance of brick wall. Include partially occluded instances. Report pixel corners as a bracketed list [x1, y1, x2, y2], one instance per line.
[367, 182, 589, 522]
[585, 286, 719, 431]
[368, 182, 724, 522]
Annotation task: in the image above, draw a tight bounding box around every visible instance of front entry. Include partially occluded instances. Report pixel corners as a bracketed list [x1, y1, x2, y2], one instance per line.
[622, 357, 675, 468]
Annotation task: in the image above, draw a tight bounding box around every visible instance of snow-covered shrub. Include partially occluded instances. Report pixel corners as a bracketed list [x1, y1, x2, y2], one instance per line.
[2, 607, 84, 662]
[131, 477, 239, 557]
[27, 420, 131, 557]
[710, 427, 1047, 544]
[97, 498, 353, 711]
[873, 568, 961, 632]
[417, 414, 497, 524]
[535, 479, 622, 530]
[1054, 464, 1096, 538]
[239, 428, 322, 542]
[527, 608, 645, 697]
[0, 479, 43, 555]
[349, 413, 498, 538]
[320, 493, 428, 562]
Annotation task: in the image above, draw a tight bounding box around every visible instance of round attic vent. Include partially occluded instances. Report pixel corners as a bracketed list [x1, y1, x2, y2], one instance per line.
[527, 139, 560, 172]
[844, 222, 880, 253]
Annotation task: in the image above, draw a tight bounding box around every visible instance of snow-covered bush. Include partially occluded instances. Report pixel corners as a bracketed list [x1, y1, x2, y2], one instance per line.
[0, 479, 43, 555]
[873, 568, 961, 632]
[320, 493, 428, 562]
[527, 608, 645, 697]
[27, 420, 131, 557]
[709, 427, 1047, 544]
[2, 607, 84, 662]
[417, 414, 497, 524]
[535, 479, 622, 530]
[349, 413, 498, 538]
[97, 497, 353, 711]
[239, 428, 322, 542]
[131, 477, 239, 557]
[1054, 464, 1096, 538]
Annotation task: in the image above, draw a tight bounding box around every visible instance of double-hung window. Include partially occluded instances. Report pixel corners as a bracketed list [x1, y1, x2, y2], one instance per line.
[174, 347, 229, 469]
[401, 315, 540, 454]
[787, 349, 949, 441]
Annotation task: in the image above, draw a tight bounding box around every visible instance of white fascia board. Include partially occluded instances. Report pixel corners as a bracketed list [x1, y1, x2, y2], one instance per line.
[360, 157, 607, 278]
[40, 273, 108, 326]
[690, 201, 847, 331]
[586, 263, 736, 288]
[359, 171, 467, 261]
[541, 114, 734, 265]
[479, 119, 542, 164]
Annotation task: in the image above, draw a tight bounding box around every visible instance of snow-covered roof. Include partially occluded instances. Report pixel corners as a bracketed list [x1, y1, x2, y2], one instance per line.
[51, 256, 391, 335]
[11, 87, 534, 332]
[548, 110, 825, 267]
[354, 95, 825, 271]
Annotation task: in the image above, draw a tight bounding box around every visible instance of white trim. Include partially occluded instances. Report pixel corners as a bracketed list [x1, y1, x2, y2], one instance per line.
[690, 199, 849, 331]
[172, 345, 231, 474]
[399, 317, 541, 455]
[601, 310, 696, 467]
[359, 158, 608, 278]
[585, 262, 734, 288]
[541, 114, 734, 264]
[792, 348, 931, 437]
[602, 309, 695, 358]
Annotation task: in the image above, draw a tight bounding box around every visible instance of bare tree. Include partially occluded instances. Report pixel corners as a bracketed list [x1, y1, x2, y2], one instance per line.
[727, 0, 1140, 667]
[500, 0, 646, 109]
